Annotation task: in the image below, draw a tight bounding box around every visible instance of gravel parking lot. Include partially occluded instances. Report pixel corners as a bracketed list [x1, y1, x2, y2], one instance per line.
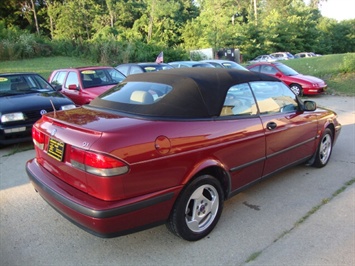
[1, 95, 354, 266]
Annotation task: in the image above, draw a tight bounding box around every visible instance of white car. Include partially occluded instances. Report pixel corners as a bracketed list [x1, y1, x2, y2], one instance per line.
[294, 52, 321, 58]
[270, 52, 294, 60]
[249, 55, 278, 64]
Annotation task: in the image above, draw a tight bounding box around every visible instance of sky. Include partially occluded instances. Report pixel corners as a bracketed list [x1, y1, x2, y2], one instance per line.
[311, 0, 355, 21]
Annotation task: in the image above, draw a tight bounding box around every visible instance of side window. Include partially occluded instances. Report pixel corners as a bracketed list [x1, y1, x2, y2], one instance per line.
[260, 65, 277, 75]
[51, 71, 67, 87]
[130, 66, 144, 74]
[65, 72, 79, 89]
[250, 81, 298, 114]
[28, 75, 52, 90]
[117, 65, 129, 76]
[248, 65, 260, 72]
[108, 69, 125, 82]
[220, 83, 258, 117]
[210, 62, 223, 68]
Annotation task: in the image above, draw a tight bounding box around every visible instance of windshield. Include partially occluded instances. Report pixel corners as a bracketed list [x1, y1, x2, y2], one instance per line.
[276, 64, 299, 76]
[142, 65, 173, 72]
[221, 62, 248, 71]
[80, 68, 125, 88]
[0, 74, 54, 96]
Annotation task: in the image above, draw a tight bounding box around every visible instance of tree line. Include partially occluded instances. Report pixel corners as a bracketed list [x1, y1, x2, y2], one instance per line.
[0, 0, 354, 64]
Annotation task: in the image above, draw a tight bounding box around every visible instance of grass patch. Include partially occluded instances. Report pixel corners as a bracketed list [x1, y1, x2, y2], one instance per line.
[284, 54, 344, 77]
[325, 72, 355, 96]
[245, 251, 263, 263]
[0, 56, 98, 79]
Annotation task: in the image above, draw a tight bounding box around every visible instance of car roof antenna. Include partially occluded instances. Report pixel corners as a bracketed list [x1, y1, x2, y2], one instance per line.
[50, 99, 57, 117]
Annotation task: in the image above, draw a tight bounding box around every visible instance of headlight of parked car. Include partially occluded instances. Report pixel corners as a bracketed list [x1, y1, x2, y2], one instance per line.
[312, 83, 320, 88]
[1, 112, 25, 123]
[61, 104, 76, 110]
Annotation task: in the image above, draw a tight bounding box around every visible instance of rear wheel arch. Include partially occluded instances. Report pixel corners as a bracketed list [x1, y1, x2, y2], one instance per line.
[181, 160, 231, 200]
[167, 171, 226, 241]
[194, 166, 230, 200]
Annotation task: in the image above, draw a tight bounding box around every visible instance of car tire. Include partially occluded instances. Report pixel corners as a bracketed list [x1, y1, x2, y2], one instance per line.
[167, 175, 224, 241]
[289, 84, 303, 96]
[312, 128, 333, 168]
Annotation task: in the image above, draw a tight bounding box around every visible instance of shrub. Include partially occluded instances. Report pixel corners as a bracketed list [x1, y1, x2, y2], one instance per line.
[341, 53, 355, 73]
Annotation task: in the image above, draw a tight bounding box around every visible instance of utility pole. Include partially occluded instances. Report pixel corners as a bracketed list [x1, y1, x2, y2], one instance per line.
[253, 0, 257, 25]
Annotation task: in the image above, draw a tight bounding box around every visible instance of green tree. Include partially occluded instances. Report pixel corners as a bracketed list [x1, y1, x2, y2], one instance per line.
[52, 0, 101, 41]
[182, 0, 243, 50]
[125, 0, 197, 46]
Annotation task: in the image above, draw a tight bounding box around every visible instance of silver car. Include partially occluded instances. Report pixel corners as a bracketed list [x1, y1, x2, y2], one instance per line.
[200, 59, 248, 71]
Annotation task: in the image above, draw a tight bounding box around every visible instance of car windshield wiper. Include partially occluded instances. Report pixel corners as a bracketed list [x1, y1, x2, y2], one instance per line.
[0, 91, 20, 97]
[30, 87, 53, 92]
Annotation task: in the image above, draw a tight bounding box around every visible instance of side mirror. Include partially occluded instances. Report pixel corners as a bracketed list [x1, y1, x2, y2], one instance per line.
[303, 100, 316, 111]
[68, 84, 79, 91]
[275, 72, 282, 78]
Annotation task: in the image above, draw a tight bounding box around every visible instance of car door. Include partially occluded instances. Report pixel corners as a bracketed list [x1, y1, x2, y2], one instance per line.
[219, 83, 266, 190]
[250, 81, 318, 175]
[62, 71, 83, 105]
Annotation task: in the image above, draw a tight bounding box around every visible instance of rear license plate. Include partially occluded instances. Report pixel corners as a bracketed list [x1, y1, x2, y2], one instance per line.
[48, 138, 65, 161]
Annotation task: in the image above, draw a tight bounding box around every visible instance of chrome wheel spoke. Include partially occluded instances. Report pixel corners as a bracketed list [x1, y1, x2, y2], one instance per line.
[185, 184, 219, 233]
[320, 135, 331, 164]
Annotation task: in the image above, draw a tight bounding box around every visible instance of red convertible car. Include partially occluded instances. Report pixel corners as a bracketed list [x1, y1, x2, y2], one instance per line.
[247, 62, 327, 96]
[26, 68, 341, 241]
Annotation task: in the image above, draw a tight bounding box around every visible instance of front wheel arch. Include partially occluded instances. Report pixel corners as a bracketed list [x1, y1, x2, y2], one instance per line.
[289, 83, 303, 96]
[312, 128, 334, 168]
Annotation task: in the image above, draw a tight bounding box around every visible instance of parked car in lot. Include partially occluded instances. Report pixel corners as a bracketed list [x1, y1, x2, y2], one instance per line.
[270, 52, 294, 60]
[116, 63, 173, 76]
[48, 66, 126, 105]
[0, 73, 75, 146]
[26, 68, 341, 241]
[168, 61, 215, 68]
[200, 59, 248, 71]
[247, 62, 327, 96]
[294, 52, 321, 58]
[248, 54, 278, 64]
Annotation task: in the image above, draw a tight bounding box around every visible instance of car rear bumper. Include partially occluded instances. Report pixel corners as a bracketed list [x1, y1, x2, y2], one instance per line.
[26, 158, 179, 238]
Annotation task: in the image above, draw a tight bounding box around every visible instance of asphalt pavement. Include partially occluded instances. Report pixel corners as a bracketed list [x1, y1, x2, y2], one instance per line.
[0, 94, 354, 266]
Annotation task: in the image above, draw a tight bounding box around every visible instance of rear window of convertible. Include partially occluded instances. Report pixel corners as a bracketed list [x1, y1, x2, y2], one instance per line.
[98, 82, 173, 105]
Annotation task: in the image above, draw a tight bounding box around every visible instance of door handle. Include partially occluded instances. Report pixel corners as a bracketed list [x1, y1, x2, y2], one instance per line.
[266, 122, 277, 130]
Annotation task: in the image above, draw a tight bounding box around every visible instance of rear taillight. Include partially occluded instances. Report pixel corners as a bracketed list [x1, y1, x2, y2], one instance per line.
[32, 127, 45, 150]
[70, 147, 129, 176]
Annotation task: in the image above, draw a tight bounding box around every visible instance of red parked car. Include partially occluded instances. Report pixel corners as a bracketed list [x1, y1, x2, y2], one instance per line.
[247, 62, 327, 96]
[48, 66, 126, 105]
[26, 68, 341, 241]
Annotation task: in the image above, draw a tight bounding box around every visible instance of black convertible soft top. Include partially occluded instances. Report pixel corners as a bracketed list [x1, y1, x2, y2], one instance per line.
[90, 68, 280, 118]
